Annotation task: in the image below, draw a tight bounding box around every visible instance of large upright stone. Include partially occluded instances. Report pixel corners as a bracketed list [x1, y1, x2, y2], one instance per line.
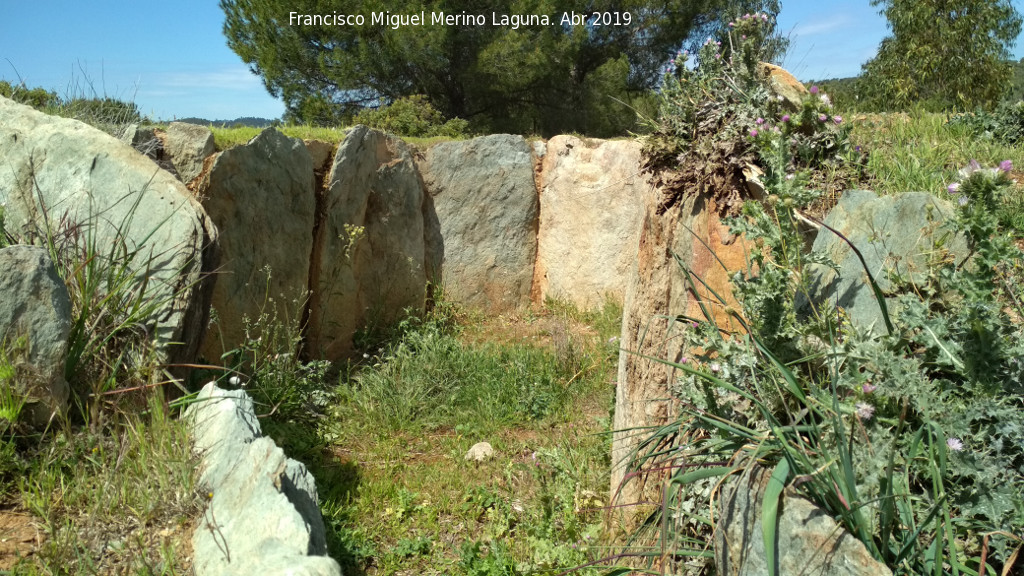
[0, 246, 72, 427]
[307, 125, 426, 360]
[0, 96, 219, 373]
[194, 128, 315, 361]
[611, 186, 750, 509]
[419, 134, 538, 311]
[165, 122, 216, 185]
[802, 190, 967, 335]
[535, 136, 649, 309]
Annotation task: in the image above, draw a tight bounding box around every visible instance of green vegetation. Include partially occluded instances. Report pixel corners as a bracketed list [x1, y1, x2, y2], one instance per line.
[205, 123, 349, 150]
[219, 0, 786, 135]
[850, 110, 1024, 197]
[644, 11, 859, 213]
[0, 79, 143, 139]
[353, 95, 470, 139]
[206, 288, 623, 575]
[0, 183, 202, 572]
[621, 14, 1024, 575]
[859, 0, 1022, 111]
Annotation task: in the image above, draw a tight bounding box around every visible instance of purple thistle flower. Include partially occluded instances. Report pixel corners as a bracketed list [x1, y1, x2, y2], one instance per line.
[750, 128, 759, 137]
[819, 114, 828, 122]
[761, 13, 769, 21]
[833, 115, 843, 124]
[862, 383, 877, 394]
[947, 437, 964, 452]
[1000, 159, 1013, 173]
[809, 85, 820, 95]
[781, 114, 790, 122]
[947, 182, 960, 194]
[710, 362, 721, 373]
[756, 117, 765, 125]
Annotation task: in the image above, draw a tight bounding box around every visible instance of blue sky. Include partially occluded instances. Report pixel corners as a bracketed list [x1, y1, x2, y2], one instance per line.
[2, 1, 1024, 121]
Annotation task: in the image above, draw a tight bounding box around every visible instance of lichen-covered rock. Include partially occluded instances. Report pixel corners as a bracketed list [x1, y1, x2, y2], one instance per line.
[716, 465, 892, 576]
[760, 63, 808, 111]
[0, 96, 219, 376]
[801, 190, 967, 335]
[165, 122, 216, 184]
[194, 128, 315, 362]
[307, 125, 426, 360]
[0, 246, 71, 427]
[185, 383, 339, 576]
[535, 136, 649, 309]
[419, 134, 538, 311]
[121, 123, 163, 159]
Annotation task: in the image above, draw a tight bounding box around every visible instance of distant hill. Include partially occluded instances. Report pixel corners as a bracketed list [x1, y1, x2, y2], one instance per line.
[171, 116, 276, 128]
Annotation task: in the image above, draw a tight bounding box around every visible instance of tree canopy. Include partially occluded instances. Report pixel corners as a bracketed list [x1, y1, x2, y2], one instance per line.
[220, 0, 782, 135]
[860, 0, 1022, 111]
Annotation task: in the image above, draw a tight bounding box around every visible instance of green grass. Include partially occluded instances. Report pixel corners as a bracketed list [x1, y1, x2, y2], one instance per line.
[245, 298, 622, 576]
[206, 124, 468, 151]
[208, 125, 353, 150]
[0, 167, 203, 573]
[2, 394, 201, 574]
[850, 109, 1024, 196]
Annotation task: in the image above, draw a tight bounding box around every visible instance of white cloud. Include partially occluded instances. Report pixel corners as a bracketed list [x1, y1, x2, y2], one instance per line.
[790, 14, 853, 37]
[150, 67, 264, 92]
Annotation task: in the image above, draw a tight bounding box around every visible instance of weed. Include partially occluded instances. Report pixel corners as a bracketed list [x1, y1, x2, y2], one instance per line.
[619, 154, 1024, 573]
[850, 109, 1024, 197]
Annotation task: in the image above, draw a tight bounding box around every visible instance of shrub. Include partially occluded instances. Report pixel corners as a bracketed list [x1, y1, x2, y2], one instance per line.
[948, 100, 1024, 146]
[643, 12, 860, 216]
[0, 80, 60, 111]
[353, 94, 469, 138]
[621, 157, 1024, 573]
[621, 9, 1023, 574]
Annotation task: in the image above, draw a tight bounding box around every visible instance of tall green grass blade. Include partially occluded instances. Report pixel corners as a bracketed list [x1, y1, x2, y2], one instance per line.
[762, 459, 790, 576]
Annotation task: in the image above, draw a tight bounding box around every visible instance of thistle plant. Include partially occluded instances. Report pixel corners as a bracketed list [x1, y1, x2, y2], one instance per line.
[622, 146, 1024, 575]
[644, 12, 859, 216]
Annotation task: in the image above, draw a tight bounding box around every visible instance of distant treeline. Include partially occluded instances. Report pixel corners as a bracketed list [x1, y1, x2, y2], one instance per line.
[174, 116, 276, 128]
[817, 59, 1024, 112]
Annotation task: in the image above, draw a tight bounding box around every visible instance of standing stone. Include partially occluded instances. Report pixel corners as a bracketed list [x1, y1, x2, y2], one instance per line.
[0, 246, 71, 427]
[716, 465, 892, 576]
[306, 125, 426, 360]
[185, 383, 340, 576]
[801, 190, 967, 335]
[611, 187, 750, 509]
[194, 128, 315, 362]
[165, 122, 216, 185]
[535, 136, 649, 309]
[121, 124, 163, 159]
[419, 134, 538, 311]
[0, 96, 219, 376]
[760, 63, 809, 111]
